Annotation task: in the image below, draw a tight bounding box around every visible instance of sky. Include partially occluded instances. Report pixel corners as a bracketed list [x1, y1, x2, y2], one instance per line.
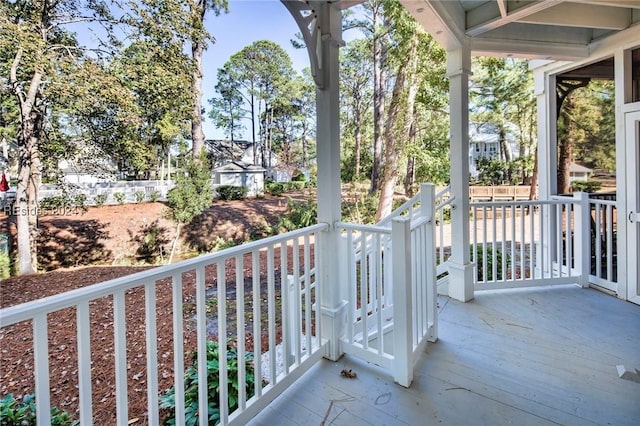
[199, 0, 314, 139]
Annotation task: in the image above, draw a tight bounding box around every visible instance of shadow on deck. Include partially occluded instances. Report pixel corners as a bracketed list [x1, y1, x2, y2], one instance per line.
[249, 285, 639, 425]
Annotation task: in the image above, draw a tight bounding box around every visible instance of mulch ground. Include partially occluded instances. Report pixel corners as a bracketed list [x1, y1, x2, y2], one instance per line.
[0, 191, 316, 424]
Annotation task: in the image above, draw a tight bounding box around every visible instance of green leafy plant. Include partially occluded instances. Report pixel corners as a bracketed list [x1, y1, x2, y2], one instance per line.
[134, 191, 146, 203]
[472, 244, 510, 281]
[39, 195, 69, 211]
[73, 194, 87, 212]
[148, 190, 161, 202]
[128, 220, 170, 263]
[113, 192, 126, 205]
[265, 182, 285, 197]
[571, 180, 602, 193]
[276, 197, 317, 232]
[0, 393, 78, 425]
[159, 340, 257, 426]
[0, 252, 11, 280]
[166, 153, 214, 263]
[93, 193, 108, 207]
[216, 185, 247, 201]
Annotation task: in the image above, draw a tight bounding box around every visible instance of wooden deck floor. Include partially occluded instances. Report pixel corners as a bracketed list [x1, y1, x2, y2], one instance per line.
[248, 285, 640, 425]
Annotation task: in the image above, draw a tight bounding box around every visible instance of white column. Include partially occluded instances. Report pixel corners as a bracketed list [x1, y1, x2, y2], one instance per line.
[315, 1, 346, 361]
[535, 69, 557, 200]
[446, 47, 474, 302]
[614, 48, 631, 299]
[535, 68, 557, 276]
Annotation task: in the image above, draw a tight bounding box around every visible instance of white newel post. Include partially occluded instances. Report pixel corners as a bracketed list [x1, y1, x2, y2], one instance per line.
[420, 183, 438, 342]
[573, 192, 591, 288]
[284, 0, 346, 361]
[446, 47, 474, 302]
[392, 217, 413, 387]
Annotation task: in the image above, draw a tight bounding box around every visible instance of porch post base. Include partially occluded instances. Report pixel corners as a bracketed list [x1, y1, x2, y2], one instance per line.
[447, 261, 474, 302]
[320, 299, 348, 361]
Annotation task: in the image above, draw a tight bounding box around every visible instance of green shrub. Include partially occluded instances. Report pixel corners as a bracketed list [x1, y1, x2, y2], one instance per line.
[93, 193, 108, 207]
[134, 191, 146, 203]
[571, 180, 602, 193]
[265, 182, 285, 197]
[472, 244, 509, 281]
[148, 190, 161, 202]
[0, 393, 78, 425]
[73, 194, 88, 212]
[277, 197, 317, 232]
[39, 195, 68, 211]
[159, 340, 257, 426]
[0, 252, 10, 280]
[216, 185, 247, 201]
[113, 192, 126, 205]
[291, 170, 306, 182]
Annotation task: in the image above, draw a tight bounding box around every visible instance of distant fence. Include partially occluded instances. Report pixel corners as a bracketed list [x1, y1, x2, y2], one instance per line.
[469, 186, 531, 202]
[38, 180, 175, 205]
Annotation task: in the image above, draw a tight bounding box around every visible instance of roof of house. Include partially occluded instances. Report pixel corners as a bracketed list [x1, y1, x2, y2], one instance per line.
[569, 163, 592, 173]
[213, 161, 265, 173]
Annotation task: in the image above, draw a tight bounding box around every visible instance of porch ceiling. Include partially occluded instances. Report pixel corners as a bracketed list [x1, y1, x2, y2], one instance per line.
[398, 0, 640, 60]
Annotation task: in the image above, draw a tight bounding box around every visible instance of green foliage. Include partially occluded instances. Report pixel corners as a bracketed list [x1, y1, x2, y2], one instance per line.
[342, 190, 379, 224]
[159, 340, 257, 426]
[571, 180, 602, 193]
[93, 193, 108, 207]
[113, 192, 126, 205]
[208, 236, 238, 252]
[276, 197, 317, 232]
[129, 220, 170, 263]
[134, 191, 146, 203]
[166, 154, 213, 224]
[73, 194, 87, 212]
[39, 196, 68, 211]
[0, 393, 78, 426]
[265, 182, 285, 197]
[148, 190, 161, 202]
[472, 244, 510, 281]
[216, 185, 247, 201]
[0, 252, 11, 280]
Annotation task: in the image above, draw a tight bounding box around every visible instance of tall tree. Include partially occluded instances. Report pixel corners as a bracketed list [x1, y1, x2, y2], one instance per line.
[1, 0, 121, 274]
[186, 0, 229, 158]
[211, 41, 295, 167]
[209, 62, 245, 140]
[341, 38, 374, 181]
[471, 57, 536, 186]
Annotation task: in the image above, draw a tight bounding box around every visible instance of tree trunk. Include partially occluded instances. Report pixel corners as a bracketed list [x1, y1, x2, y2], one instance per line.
[376, 36, 419, 221]
[354, 116, 362, 179]
[13, 51, 43, 274]
[404, 119, 418, 196]
[191, 41, 206, 158]
[168, 222, 181, 264]
[370, 5, 386, 192]
[529, 147, 538, 200]
[558, 99, 574, 194]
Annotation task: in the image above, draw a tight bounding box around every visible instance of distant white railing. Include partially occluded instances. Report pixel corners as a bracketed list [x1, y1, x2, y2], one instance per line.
[338, 183, 438, 387]
[588, 197, 617, 289]
[470, 195, 590, 290]
[434, 186, 453, 277]
[0, 224, 327, 425]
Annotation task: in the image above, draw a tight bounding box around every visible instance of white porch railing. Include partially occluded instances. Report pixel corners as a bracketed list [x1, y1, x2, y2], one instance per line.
[468, 192, 618, 291]
[588, 196, 618, 289]
[338, 183, 438, 387]
[0, 224, 327, 425]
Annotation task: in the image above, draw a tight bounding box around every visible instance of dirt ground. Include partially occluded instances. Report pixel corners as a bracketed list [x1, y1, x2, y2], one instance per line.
[0, 190, 314, 424]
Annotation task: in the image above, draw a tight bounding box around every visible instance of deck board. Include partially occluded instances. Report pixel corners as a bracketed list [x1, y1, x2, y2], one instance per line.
[249, 285, 640, 425]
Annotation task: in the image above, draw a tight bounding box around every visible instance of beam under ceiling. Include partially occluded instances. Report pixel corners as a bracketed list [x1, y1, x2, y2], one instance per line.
[466, 0, 563, 36]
